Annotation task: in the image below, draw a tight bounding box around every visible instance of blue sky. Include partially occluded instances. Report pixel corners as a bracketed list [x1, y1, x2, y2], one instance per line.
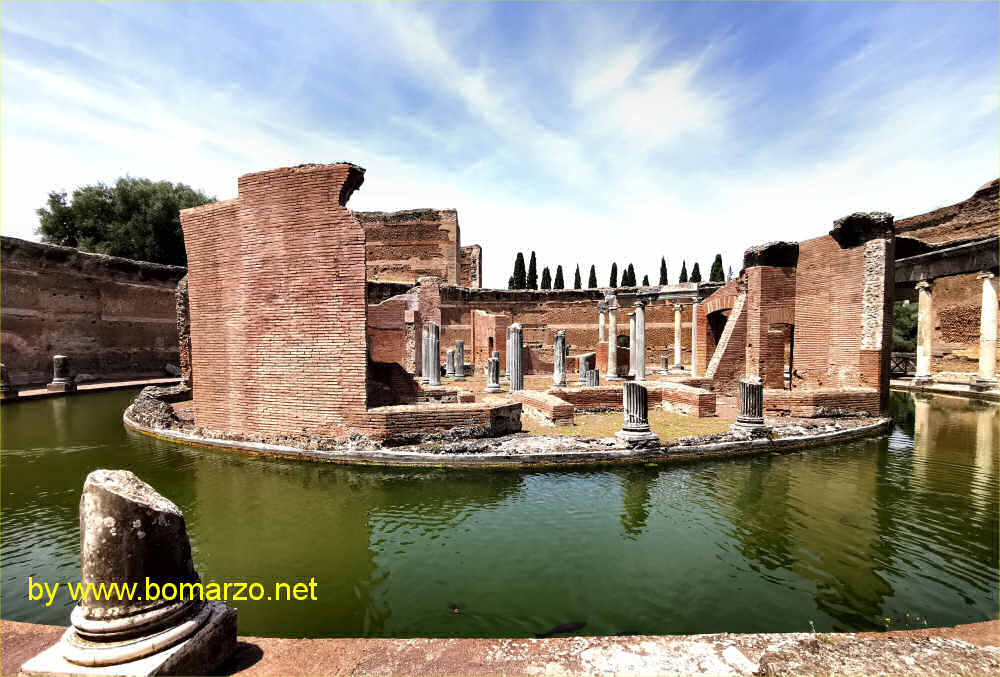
[2, 1, 997, 287]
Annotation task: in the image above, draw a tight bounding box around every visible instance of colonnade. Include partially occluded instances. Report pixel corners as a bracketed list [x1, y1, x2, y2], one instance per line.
[598, 296, 701, 381]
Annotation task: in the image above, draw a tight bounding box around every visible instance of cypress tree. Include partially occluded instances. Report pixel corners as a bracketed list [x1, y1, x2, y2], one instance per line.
[690, 262, 702, 282]
[508, 275, 515, 289]
[658, 257, 668, 285]
[709, 254, 724, 282]
[642, 274, 649, 286]
[626, 263, 636, 287]
[513, 253, 526, 289]
[527, 251, 538, 290]
[573, 264, 582, 289]
[541, 266, 552, 290]
[588, 265, 598, 288]
[679, 261, 688, 283]
[610, 262, 618, 288]
[554, 265, 565, 289]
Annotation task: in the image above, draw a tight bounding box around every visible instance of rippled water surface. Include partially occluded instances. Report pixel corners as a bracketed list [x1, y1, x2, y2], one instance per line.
[1, 389, 997, 638]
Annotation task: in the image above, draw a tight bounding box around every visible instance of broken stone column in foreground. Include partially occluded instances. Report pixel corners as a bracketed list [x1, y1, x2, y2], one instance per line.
[47, 354, 77, 393]
[454, 340, 466, 380]
[731, 377, 769, 434]
[427, 322, 442, 387]
[21, 469, 236, 676]
[420, 324, 431, 384]
[553, 330, 567, 388]
[485, 356, 502, 393]
[446, 349, 456, 377]
[616, 382, 659, 446]
[508, 323, 524, 392]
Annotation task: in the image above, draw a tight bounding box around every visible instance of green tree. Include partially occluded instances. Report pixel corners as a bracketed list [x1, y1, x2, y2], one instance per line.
[658, 257, 668, 285]
[527, 251, 539, 290]
[709, 254, 724, 282]
[36, 177, 214, 265]
[625, 263, 636, 286]
[554, 265, 565, 289]
[573, 264, 582, 289]
[690, 262, 702, 283]
[588, 265, 598, 288]
[642, 274, 649, 286]
[679, 261, 688, 283]
[610, 262, 618, 287]
[893, 301, 918, 352]
[541, 266, 552, 290]
[508, 275, 516, 289]
[513, 253, 527, 289]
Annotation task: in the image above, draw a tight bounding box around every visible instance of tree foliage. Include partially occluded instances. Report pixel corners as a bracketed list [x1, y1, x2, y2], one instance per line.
[508, 275, 516, 289]
[554, 265, 564, 290]
[588, 265, 598, 288]
[679, 261, 688, 283]
[709, 254, 724, 282]
[609, 262, 618, 288]
[513, 253, 527, 289]
[541, 266, 552, 290]
[527, 251, 538, 290]
[573, 264, 582, 289]
[893, 301, 918, 352]
[690, 262, 702, 283]
[624, 263, 636, 287]
[642, 274, 649, 286]
[658, 257, 668, 285]
[36, 177, 214, 266]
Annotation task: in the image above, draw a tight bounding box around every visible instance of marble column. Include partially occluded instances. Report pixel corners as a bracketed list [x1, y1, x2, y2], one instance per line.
[502, 326, 511, 383]
[553, 330, 568, 387]
[508, 323, 524, 392]
[732, 377, 766, 432]
[616, 382, 658, 445]
[585, 369, 600, 387]
[445, 349, 456, 377]
[607, 298, 621, 380]
[47, 354, 76, 393]
[598, 305, 607, 343]
[915, 279, 933, 382]
[627, 312, 637, 378]
[690, 301, 700, 377]
[672, 304, 683, 369]
[420, 325, 431, 384]
[485, 357, 502, 393]
[427, 322, 441, 386]
[977, 272, 998, 386]
[455, 340, 466, 380]
[634, 301, 646, 382]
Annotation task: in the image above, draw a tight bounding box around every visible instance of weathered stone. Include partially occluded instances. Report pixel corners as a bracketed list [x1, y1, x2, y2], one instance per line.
[606, 296, 621, 381]
[47, 355, 77, 393]
[634, 301, 646, 382]
[627, 312, 636, 378]
[454, 340, 466, 380]
[508, 324, 524, 392]
[743, 241, 800, 269]
[915, 280, 933, 382]
[553, 330, 567, 388]
[690, 301, 699, 378]
[672, 305, 684, 369]
[977, 271, 998, 386]
[616, 382, 658, 446]
[485, 357, 502, 393]
[20, 470, 236, 676]
[427, 322, 441, 387]
[731, 377, 769, 433]
[164, 364, 182, 378]
[0, 363, 18, 400]
[584, 369, 600, 387]
[830, 211, 894, 248]
[578, 352, 596, 385]
[420, 324, 430, 384]
[445, 349, 456, 377]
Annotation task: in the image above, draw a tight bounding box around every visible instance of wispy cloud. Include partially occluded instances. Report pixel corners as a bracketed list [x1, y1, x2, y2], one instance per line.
[2, 2, 996, 287]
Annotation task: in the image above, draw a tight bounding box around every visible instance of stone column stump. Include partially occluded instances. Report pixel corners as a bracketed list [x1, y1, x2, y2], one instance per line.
[731, 377, 769, 434]
[585, 369, 600, 387]
[616, 382, 659, 446]
[47, 354, 77, 393]
[455, 340, 466, 380]
[446, 349, 456, 378]
[485, 357, 502, 393]
[553, 330, 568, 388]
[426, 322, 442, 387]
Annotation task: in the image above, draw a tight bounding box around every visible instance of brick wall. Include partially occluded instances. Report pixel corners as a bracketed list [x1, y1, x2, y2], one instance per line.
[181, 163, 368, 438]
[355, 402, 522, 444]
[460, 245, 482, 288]
[763, 389, 880, 417]
[1, 236, 185, 386]
[744, 266, 796, 388]
[929, 272, 995, 374]
[356, 209, 465, 285]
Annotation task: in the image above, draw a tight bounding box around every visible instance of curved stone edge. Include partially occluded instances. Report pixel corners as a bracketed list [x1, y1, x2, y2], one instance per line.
[123, 409, 893, 469]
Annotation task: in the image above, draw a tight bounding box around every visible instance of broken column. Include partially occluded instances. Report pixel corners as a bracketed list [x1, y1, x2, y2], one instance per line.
[585, 369, 600, 387]
[47, 355, 76, 393]
[672, 305, 684, 370]
[616, 382, 659, 446]
[508, 323, 524, 392]
[420, 324, 431, 384]
[915, 279, 933, 383]
[427, 322, 441, 386]
[20, 469, 236, 676]
[627, 312, 636, 378]
[731, 377, 767, 432]
[553, 330, 568, 388]
[690, 301, 699, 377]
[976, 271, 998, 387]
[455, 340, 466, 380]
[0, 363, 17, 401]
[485, 356, 502, 393]
[634, 301, 646, 382]
[578, 352, 596, 385]
[446, 349, 456, 378]
[606, 296, 621, 380]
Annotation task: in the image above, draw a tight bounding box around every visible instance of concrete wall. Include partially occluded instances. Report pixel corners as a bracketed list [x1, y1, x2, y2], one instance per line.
[1, 236, 185, 387]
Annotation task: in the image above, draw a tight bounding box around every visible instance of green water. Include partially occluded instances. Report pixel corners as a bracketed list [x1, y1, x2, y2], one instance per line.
[1, 389, 997, 638]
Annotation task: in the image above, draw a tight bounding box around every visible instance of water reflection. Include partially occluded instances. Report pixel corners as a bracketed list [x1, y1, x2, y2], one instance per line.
[1, 388, 997, 638]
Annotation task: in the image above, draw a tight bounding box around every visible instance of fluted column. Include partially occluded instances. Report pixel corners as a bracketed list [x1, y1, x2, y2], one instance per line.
[977, 272, 997, 386]
[628, 312, 636, 378]
[455, 340, 466, 380]
[427, 322, 441, 386]
[485, 356, 502, 393]
[445, 349, 456, 377]
[672, 304, 684, 369]
[607, 298, 621, 380]
[634, 301, 646, 382]
[915, 279, 933, 382]
[585, 369, 600, 387]
[553, 330, 567, 387]
[420, 325, 431, 384]
[690, 301, 700, 377]
[616, 382, 658, 445]
[508, 323, 524, 392]
[732, 377, 766, 431]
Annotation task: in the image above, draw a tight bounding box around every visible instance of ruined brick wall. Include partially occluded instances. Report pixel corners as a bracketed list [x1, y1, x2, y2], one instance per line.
[0, 236, 185, 386]
[744, 267, 797, 389]
[930, 272, 995, 374]
[357, 209, 463, 285]
[176, 275, 192, 386]
[896, 179, 998, 247]
[459, 245, 482, 288]
[704, 285, 747, 395]
[181, 163, 368, 438]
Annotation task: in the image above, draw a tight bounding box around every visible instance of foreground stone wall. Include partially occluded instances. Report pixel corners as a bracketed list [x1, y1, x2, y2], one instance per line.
[180, 163, 368, 438]
[1, 236, 185, 386]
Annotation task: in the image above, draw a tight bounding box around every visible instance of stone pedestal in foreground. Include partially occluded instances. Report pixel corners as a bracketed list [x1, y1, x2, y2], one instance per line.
[21, 469, 236, 676]
[616, 382, 659, 446]
[47, 355, 77, 393]
[485, 357, 502, 393]
[730, 377, 770, 434]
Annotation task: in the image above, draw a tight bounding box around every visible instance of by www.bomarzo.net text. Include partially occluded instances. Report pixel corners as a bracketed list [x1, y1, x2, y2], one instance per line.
[28, 576, 318, 607]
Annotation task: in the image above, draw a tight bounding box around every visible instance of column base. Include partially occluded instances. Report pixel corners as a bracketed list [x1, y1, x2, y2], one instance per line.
[484, 385, 503, 393]
[972, 378, 998, 392]
[47, 381, 77, 393]
[730, 421, 771, 438]
[616, 427, 660, 447]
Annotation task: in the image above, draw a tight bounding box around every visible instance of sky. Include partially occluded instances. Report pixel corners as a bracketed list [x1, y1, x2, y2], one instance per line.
[1, 2, 997, 288]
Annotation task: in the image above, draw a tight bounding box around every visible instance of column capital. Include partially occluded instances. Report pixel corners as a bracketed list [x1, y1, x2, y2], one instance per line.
[634, 299, 645, 308]
[977, 271, 996, 281]
[915, 279, 933, 291]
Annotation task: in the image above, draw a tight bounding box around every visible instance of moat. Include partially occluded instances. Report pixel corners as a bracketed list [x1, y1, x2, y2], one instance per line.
[1, 389, 996, 640]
